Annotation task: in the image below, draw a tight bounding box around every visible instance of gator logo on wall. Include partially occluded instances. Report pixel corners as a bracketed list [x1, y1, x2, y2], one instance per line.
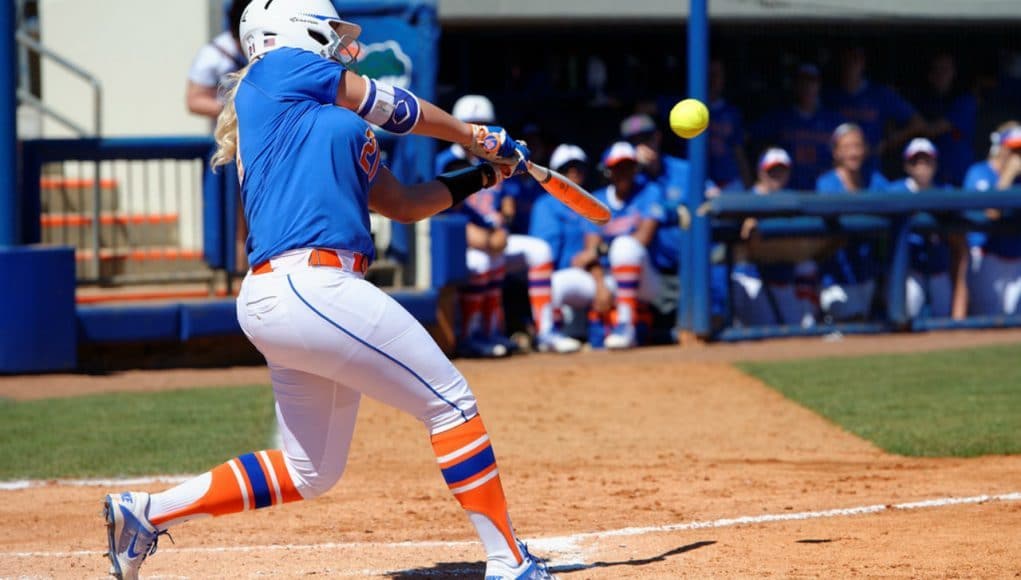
[355, 41, 413, 89]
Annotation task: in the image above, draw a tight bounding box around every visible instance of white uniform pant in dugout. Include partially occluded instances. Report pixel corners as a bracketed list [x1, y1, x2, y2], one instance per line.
[237, 248, 478, 497]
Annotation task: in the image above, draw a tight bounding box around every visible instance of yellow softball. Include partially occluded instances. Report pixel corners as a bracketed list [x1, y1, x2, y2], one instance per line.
[669, 99, 710, 139]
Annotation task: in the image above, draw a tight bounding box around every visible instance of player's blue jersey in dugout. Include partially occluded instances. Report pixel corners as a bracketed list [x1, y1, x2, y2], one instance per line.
[963, 161, 1021, 259]
[816, 169, 889, 285]
[236, 48, 382, 266]
[529, 194, 589, 270]
[587, 180, 664, 242]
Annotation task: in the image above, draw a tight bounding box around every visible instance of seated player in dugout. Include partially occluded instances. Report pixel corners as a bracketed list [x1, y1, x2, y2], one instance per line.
[963, 123, 1021, 316]
[620, 113, 719, 333]
[731, 148, 822, 328]
[447, 155, 581, 357]
[816, 123, 889, 322]
[886, 138, 969, 320]
[573, 142, 667, 349]
[529, 145, 601, 344]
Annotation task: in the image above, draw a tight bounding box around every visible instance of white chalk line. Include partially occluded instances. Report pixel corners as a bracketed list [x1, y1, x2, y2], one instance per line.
[1, 491, 1017, 562]
[0, 476, 193, 491]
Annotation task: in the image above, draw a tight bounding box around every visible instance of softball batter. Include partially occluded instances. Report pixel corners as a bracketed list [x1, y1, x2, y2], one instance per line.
[101, 1, 552, 579]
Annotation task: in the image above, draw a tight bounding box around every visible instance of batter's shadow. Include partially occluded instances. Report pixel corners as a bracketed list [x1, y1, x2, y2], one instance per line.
[386, 540, 717, 579]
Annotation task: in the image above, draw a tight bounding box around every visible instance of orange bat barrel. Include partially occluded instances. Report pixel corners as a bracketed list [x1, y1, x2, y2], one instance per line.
[526, 163, 611, 225]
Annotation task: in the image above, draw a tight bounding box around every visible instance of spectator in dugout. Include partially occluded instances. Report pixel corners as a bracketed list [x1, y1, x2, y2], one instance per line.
[887, 138, 969, 320]
[963, 123, 1021, 316]
[621, 113, 718, 327]
[529, 145, 599, 341]
[917, 53, 977, 187]
[825, 47, 926, 175]
[816, 123, 888, 321]
[575, 142, 666, 349]
[730, 148, 820, 328]
[751, 63, 844, 191]
[708, 59, 752, 191]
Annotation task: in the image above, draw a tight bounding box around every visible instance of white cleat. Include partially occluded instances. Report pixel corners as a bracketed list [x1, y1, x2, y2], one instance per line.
[485, 542, 556, 579]
[103, 492, 163, 580]
[604, 324, 636, 350]
[537, 332, 582, 354]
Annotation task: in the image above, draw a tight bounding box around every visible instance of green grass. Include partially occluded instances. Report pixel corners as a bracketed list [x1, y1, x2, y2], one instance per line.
[0, 385, 275, 480]
[739, 344, 1021, 457]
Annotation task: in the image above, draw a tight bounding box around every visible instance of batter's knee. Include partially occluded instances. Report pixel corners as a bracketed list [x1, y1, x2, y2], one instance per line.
[286, 455, 346, 500]
[420, 374, 479, 435]
[608, 235, 646, 266]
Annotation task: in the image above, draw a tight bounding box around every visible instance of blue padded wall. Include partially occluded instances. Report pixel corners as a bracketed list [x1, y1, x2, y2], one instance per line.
[0, 246, 77, 373]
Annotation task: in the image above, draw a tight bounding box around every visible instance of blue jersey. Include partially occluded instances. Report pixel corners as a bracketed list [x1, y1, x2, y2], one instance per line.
[506, 176, 544, 235]
[887, 179, 952, 274]
[529, 194, 589, 270]
[816, 169, 889, 285]
[752, 106, 844, 191]
[643, 156, 714, 273]
[825, 82, 917, 174]
[816, 169, 889, 194]
[963, 161, 1021, 258]
[461, 183, 508, 230]
[708, 99, 745, 189]
[917, 92, 977, 186]
[587, 180, 663, 242]
[236, 48, 380, 266]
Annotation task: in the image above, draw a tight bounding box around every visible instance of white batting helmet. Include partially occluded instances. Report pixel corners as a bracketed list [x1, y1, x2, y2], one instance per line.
[239, 0, 361, 63]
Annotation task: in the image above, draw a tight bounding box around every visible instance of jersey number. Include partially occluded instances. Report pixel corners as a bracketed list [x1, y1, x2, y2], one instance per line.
[359, 129, 381, 181]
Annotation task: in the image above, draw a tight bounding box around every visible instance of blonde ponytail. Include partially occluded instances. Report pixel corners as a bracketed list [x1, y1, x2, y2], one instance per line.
[211, 64, 253, 171]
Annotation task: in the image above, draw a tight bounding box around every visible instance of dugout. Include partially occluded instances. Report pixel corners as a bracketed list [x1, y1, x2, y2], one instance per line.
[436, 21, 1021, 179]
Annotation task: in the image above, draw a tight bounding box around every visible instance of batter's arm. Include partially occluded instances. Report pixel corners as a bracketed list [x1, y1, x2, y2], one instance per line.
[368, 168, 454, 224]
[337, 72, 471, 145]
[369, 165, 502, 224]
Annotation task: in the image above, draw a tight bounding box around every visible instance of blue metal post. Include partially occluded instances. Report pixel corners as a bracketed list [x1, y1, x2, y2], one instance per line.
[0, 0, 18, 246]
[687, 0, 711, 336]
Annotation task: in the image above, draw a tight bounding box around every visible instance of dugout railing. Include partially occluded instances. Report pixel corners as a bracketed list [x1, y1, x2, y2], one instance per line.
[20, 137, 225, 286]
[684, 190, 1021, 342]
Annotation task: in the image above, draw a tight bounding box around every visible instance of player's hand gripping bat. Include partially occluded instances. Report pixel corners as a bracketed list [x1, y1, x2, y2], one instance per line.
[525, 162, 611, 225]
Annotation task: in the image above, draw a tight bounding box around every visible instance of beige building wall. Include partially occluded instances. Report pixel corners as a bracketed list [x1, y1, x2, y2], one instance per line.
[39, 0, 216, 138]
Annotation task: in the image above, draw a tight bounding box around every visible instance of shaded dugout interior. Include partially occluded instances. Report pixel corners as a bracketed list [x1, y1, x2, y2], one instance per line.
[437, 22, 1021, 178]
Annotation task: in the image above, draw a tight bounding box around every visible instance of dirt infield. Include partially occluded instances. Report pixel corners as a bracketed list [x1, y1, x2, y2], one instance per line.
[2, 330, 1021, 578]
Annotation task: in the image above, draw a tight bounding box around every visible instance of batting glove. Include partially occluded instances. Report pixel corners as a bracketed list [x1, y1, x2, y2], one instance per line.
[465, 124, 531, 174]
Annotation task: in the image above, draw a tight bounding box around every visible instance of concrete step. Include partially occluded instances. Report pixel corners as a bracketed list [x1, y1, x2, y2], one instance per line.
[75, 247, 211, 281]
[41, 178, 120, 213]
[41, 213, 179, 247]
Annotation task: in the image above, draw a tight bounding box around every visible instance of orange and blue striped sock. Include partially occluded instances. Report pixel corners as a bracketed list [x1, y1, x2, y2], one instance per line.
[528, 262, 554, 336]
[612, 265, 642, 327]
[431, 415, 523, 567]
[147, 450, 302, 530]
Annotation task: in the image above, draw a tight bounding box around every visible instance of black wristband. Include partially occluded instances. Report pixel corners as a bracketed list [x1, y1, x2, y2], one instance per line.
[437, 164, 497, 207]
